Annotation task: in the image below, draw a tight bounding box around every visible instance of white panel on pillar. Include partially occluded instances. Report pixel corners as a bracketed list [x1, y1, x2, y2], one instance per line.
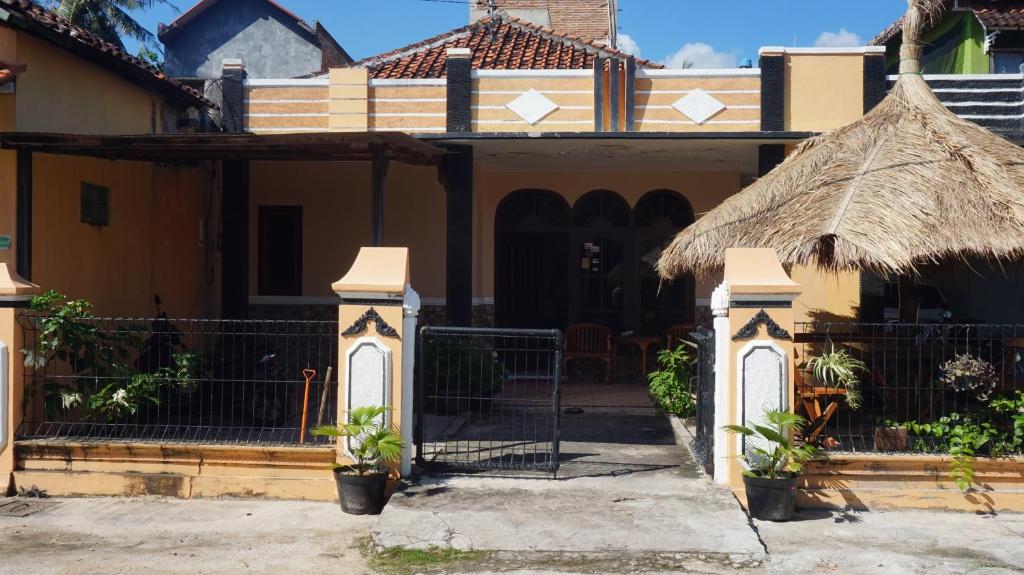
[736, 340, 788, 462]
[345, 336, 392, 454]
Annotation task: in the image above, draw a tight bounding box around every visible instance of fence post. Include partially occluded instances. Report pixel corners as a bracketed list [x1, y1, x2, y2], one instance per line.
[0, 263, 41, 494]
[332, 247, 418, 477]
[713, 249, 802, 490]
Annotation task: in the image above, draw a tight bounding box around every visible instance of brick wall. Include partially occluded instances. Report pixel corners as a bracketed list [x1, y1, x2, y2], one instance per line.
[470, 0, 612, 43]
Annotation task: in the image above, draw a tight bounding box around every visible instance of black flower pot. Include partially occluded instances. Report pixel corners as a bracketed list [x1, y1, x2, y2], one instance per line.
[333, 469, 388, 515]
[742, 475, 798, 522]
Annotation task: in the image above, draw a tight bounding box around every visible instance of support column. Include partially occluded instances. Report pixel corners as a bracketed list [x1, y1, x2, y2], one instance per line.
[712, 248, 802, 489]
[759, 49, 785, 132]
[370, 146, 389, 247]
[443, 145, 473, 326]
[221, 160, 249, 319]
[333, 247, 418, 476]
[15, 150, 30, 280]
[0, 263, 41, 494]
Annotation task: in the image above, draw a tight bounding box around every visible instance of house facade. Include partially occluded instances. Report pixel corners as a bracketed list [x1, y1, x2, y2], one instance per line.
[0, 0, 216, 320]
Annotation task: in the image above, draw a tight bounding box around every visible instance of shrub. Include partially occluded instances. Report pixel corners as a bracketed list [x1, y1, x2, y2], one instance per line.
[647, 345, 695, 417]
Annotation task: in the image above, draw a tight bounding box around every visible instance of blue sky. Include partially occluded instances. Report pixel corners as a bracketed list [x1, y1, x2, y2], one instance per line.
[132, 0, 907, 67]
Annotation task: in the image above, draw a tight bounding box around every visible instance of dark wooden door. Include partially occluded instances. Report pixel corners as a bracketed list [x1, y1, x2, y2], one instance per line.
[257, 206, 303, 296]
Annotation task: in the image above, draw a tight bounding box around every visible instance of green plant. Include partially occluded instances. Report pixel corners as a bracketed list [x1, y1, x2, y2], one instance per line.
[806, 345, 866, 409]
[647, 344, 695, 417]
[905, 413, 996, 492]
[24, 290, 201, 422]
[311, 406, 404, 475]
[939, 353, 998, 401]
[724, 410, 821, 479]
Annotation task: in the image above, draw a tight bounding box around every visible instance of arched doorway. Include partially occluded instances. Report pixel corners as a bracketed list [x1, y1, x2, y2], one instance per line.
[495, 190, 570, 329]
[634, 190, 695, 334]
[571, 190, 632, 333]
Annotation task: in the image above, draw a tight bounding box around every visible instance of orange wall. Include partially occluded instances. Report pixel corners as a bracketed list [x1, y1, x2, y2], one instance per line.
[785, 53, 865, 132]
[1, 27, 18, 269]
[31, 154, 212, 317]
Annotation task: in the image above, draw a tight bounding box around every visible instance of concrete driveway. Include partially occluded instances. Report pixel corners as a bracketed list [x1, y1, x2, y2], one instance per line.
[373, 413, 766, 561]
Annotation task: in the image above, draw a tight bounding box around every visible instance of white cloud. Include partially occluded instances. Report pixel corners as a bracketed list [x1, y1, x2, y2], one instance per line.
[616, 33, 642, 58]
[814, 28, 863, 47]
[662, 43, 738, 69]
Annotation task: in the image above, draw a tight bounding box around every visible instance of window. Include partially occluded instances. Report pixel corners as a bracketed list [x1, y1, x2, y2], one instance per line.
[80, 183, 110, 226]
[257, 206, 303, 296]
[993, 52, 1024, 74]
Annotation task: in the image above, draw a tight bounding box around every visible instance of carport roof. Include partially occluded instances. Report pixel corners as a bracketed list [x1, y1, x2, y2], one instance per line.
[0, 131, 444, 165]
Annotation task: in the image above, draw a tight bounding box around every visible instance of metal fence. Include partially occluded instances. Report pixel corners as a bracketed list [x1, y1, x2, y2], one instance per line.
[795, 323, 1024, 455]
[18, 315, 339, 446]
[416, 326, 561, 473]
[689, 327, 715, 475]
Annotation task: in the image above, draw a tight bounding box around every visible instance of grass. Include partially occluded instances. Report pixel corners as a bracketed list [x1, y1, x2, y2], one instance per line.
[356, 537, 486, 574]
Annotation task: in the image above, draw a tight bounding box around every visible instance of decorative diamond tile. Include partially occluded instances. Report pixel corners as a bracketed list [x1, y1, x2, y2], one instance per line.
[506, 89, 559, 125]
[672, 89, 726, 125]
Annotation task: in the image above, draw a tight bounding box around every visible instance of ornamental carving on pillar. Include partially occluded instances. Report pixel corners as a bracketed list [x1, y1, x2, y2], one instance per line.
[342, 307, 400, 339]
[732, 309, 791, 341]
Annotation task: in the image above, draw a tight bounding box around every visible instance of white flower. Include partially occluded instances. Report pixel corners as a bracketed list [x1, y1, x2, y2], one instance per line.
[22, 349, 46, 369]
[112, 388, 129, 407]
[60, 392, 82, 410]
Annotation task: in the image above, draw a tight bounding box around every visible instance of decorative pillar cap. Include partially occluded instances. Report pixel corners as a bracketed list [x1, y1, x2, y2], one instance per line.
[0, 262, 40, 302]
[333, 247, 410, 300]
[446, 48, 472, 59]
[723, 248, 802, 298]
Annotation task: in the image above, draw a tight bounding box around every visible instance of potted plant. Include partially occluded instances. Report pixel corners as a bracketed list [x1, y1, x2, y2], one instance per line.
[939, 353, 998, 401]
[311, 406, 404, 515]
[724, 410, 820, 522]
[806, 344, 866, 409]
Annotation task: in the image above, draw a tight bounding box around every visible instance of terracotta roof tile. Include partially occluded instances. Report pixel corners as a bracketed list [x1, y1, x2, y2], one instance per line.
[355, 16, 662, 79]
[0, 0, 214, 108]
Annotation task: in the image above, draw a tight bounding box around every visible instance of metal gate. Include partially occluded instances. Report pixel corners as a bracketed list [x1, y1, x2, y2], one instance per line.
[415, 326, 561, 474]
[689, 327, 715, 475]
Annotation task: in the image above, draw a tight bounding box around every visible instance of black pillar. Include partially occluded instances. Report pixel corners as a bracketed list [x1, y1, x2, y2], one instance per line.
[863, 53, 888, 114]
[370, 146, 389, 247]
[758, 145, 787, 177]
[221, 160, 249, 319]
[593, 57, 605, 132]
[16, 150, 31, 281]
[445, 50, 472, 133]
[443, 145, 473, 326]
[760, 53, 785, 132]
[221, 60, 246, 133]
[608, 57, 620, 132]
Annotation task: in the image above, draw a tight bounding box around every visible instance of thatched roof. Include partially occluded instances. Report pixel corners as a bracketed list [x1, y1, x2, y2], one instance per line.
[658, 0, 1024, 280]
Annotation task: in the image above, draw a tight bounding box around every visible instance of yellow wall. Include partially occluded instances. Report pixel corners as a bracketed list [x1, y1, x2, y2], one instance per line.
[31, 154, 212, 317]
[247, 161, 446, 299]
[784, 53, 864, 132]
[13, 33, 169, 134]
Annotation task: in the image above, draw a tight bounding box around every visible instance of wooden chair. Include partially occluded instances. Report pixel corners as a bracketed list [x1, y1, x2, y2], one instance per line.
[665, 323, 697, 351]
[796, 368, 844, 448]
[562, 323, 614, 384]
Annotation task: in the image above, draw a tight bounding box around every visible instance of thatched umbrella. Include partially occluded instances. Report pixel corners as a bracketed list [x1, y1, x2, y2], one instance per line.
[658, 0, 1024, 293]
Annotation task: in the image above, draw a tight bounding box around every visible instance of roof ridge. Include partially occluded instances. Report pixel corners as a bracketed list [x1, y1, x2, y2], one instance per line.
[354, 14, 662, 71]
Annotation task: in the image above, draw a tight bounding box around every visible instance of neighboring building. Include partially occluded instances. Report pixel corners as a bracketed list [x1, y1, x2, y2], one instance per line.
[0, 0, 215, 317]
[871, 0, 1024, 74]
[469, 0, 617, 46]
[159, 0, 352, 80]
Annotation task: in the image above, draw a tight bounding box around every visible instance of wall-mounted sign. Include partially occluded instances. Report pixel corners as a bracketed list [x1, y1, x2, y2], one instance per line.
[0, 235, 11, 250]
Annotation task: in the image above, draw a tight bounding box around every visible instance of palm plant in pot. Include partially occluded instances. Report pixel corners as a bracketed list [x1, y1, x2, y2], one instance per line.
[724, 410, 821, 522]
[311, 406, 404, 515]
